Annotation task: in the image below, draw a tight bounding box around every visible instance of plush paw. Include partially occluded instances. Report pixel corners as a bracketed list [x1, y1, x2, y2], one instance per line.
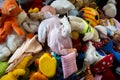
[39, 53, 56, 78]
[0, 45, 11, 61]
[83, 32, 94, 41]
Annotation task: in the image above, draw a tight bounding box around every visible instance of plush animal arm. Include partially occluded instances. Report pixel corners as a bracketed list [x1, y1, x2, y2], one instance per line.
[9, 18, 24, 36]
[83, 32, 94, 41]
[22, 16, 40, 33]
[0, 69, 25, 80]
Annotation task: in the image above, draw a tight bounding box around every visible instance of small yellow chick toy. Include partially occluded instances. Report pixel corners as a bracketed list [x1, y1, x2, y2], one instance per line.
[0, 69, 25, 80]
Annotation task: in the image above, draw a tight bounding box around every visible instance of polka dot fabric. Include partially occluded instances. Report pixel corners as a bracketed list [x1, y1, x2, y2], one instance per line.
[92, 54, 114, 73]
[91, 39, 109, 49]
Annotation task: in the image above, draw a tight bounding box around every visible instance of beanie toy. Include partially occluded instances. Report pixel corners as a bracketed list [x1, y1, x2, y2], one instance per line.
[69, 16, 100, 42]
[103, 0, 117, 18]
[0, 0, 24, 44]
[38, 15, 76, 55]
[79, 7, 100, 27]
[39, 53, 56, 78]
[50, 0, 75, 15]
[92, 54, 114, 73]
[84, 42, 104, 65]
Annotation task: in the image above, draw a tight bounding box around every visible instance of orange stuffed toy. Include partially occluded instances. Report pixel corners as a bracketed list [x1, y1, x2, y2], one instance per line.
[0, 0, 24, 44]
[1, 0, 23, 16]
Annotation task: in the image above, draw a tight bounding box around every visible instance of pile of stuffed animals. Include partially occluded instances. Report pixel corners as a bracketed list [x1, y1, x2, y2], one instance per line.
[0, 0, 120, 80]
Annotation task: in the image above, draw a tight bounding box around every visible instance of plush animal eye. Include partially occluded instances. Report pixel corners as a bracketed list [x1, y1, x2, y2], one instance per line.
[95, 15, 98, 20]
[86, 20, 89, 23]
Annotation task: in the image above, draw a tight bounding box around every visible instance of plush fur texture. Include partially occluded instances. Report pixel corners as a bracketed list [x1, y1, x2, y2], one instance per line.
[38, 15, 76, 55]
[1, 0, 23, 16]
[69, 16, 100, 42]
[22, 12, 42, 33]
[0, 69, 25, 80]
[84, 42, 103, 65]
[0, 0, 24, 44]
[103, 0, 117, 18]
[50, 0, 75, 14]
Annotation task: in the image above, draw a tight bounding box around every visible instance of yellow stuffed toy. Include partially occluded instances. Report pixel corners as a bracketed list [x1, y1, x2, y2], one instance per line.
[0, 69, 25, 80]
[6, 54, 33, 72]
[0, 54, 33, 80]
[0, 55, 33, 80]
[39, 53, 57, 78]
